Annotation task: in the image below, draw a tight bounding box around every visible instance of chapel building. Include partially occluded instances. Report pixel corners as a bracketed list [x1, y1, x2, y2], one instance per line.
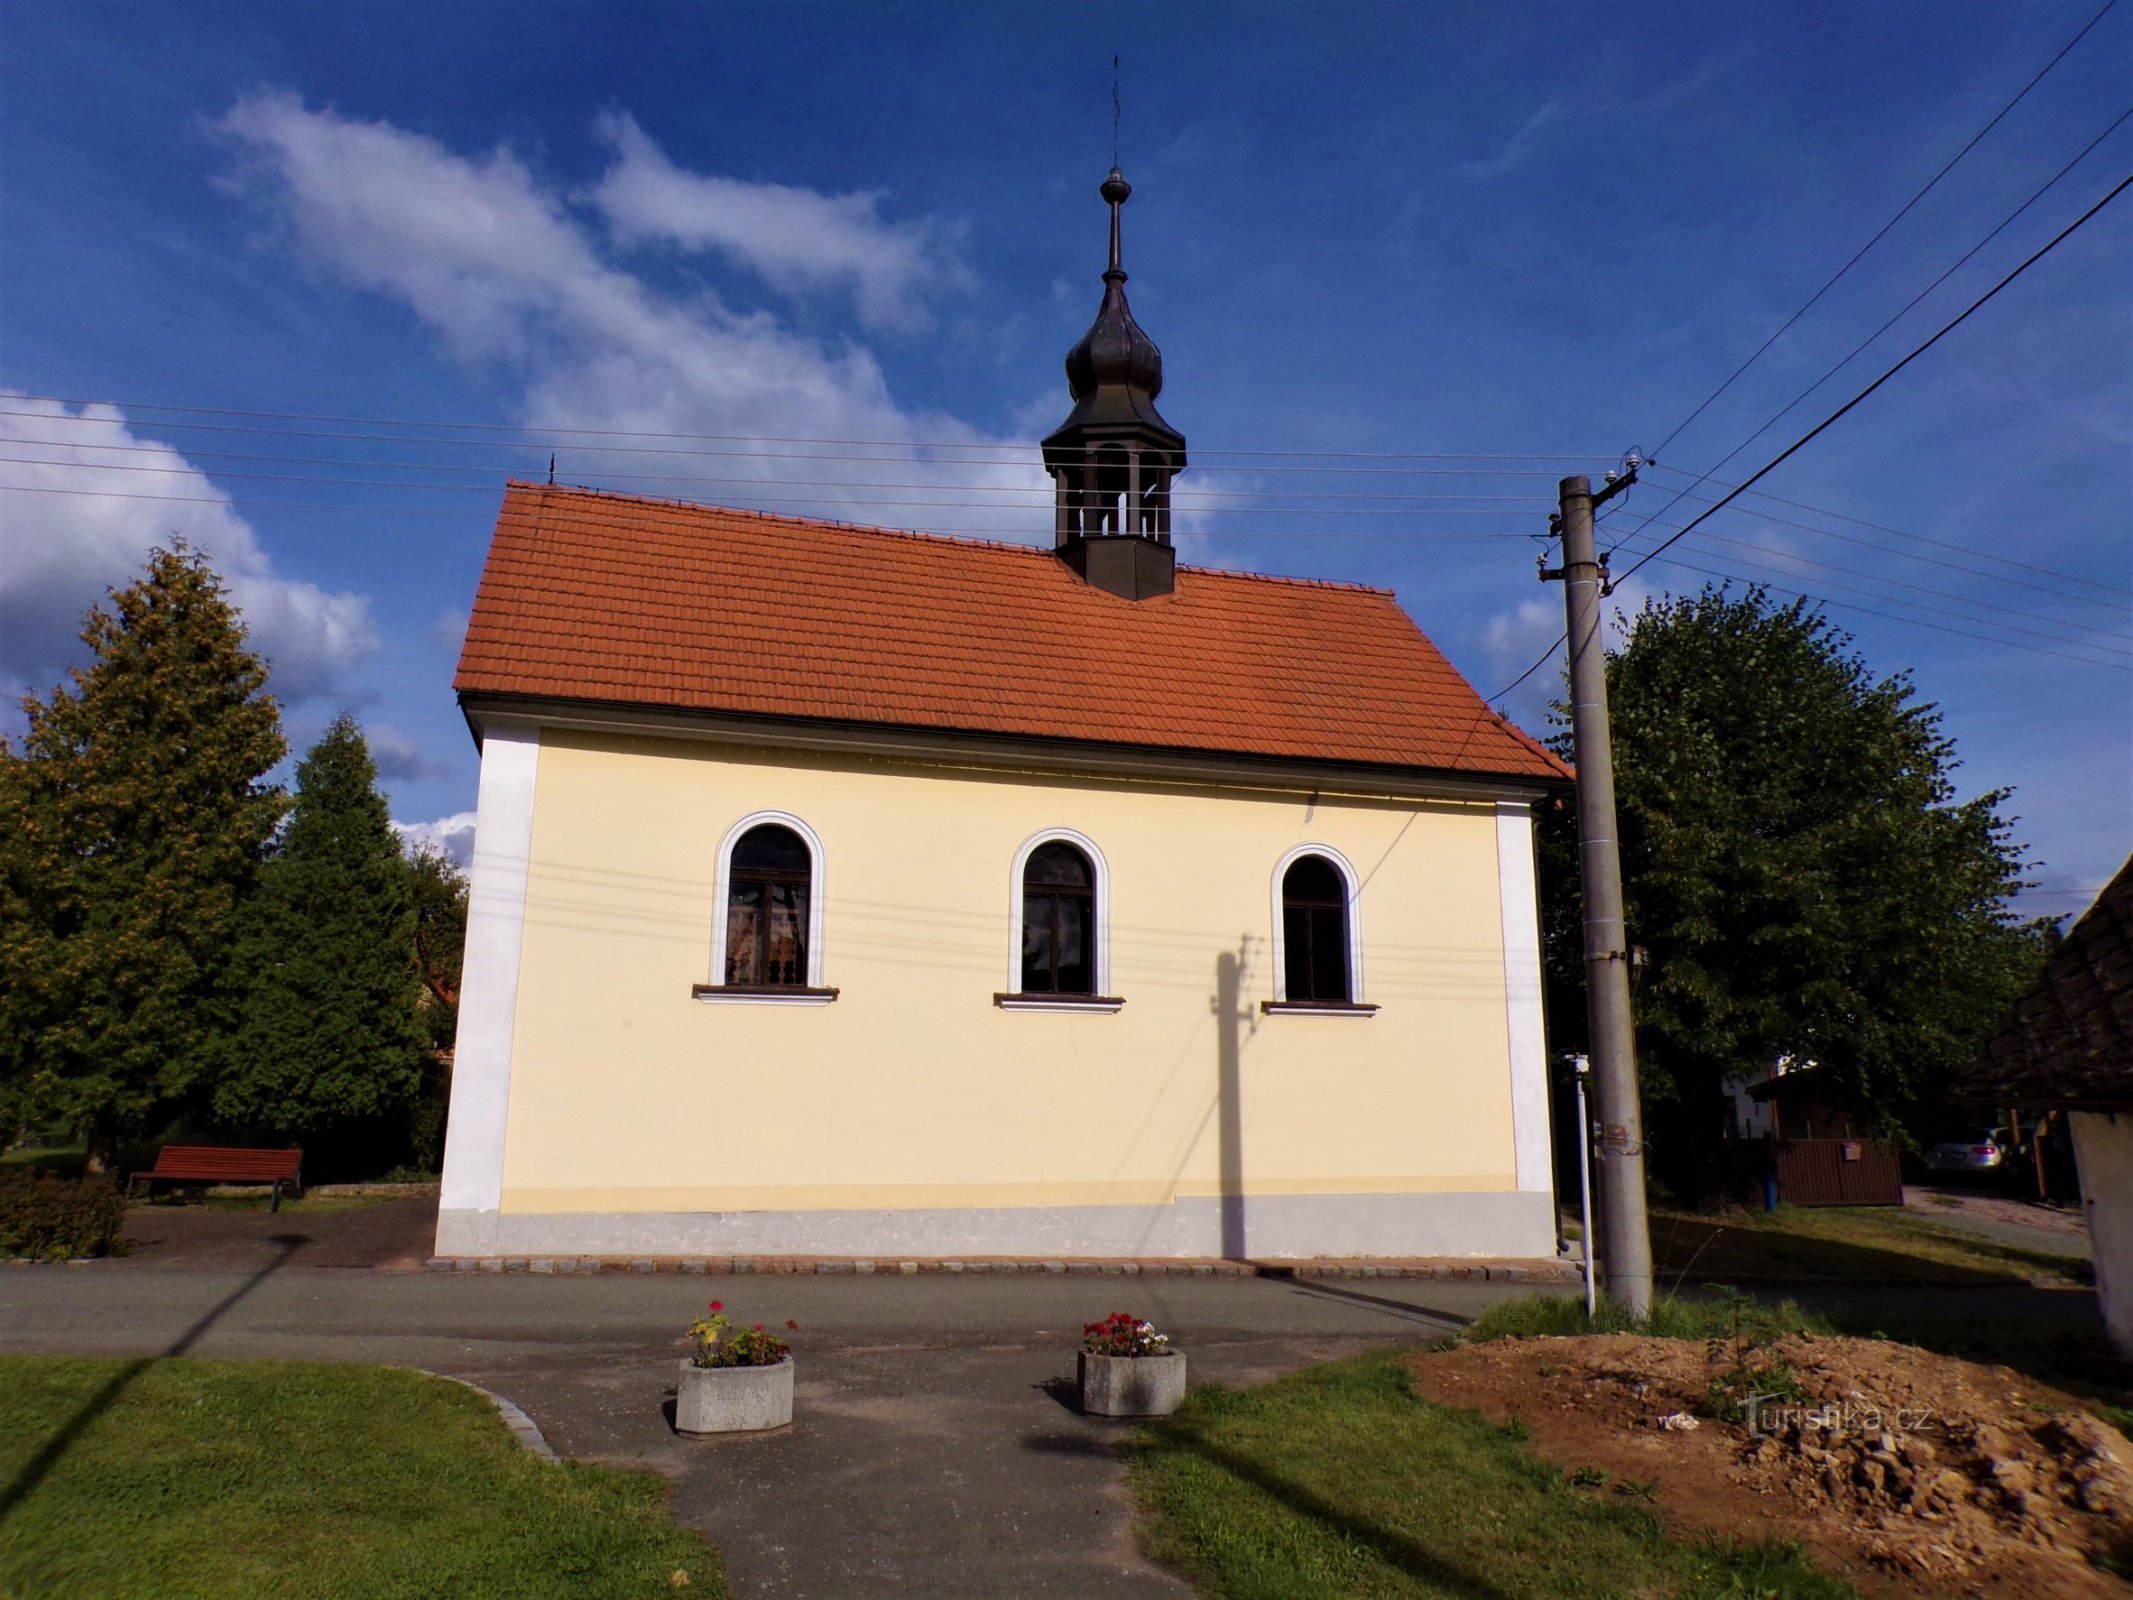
[435, 169, 1568, 1262]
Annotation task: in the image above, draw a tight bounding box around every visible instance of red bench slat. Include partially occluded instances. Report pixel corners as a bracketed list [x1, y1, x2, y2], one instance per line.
[140, 1146, 303, 1182]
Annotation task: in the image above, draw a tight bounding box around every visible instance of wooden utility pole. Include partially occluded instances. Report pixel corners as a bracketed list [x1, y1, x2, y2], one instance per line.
[1543, 470, 1654, 1318]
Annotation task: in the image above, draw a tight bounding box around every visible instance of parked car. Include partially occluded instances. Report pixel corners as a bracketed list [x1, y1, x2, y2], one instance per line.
[1922, 1127, 2012, 1175]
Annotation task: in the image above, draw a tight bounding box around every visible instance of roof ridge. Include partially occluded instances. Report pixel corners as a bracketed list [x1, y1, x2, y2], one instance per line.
[504, 480, 1394, 595]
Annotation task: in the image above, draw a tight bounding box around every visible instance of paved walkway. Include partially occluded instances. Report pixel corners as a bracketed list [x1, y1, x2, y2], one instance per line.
[5, 1202, 2108, 1598]
[1903, 1182, 2092, 1261]
[6, 1229, 1544, 1598]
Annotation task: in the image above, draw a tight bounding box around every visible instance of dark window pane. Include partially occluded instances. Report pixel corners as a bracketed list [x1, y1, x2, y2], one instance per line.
[1054, 895, 1092, 994]
[1282, 860, 1351, 1003]
[726, 828, 811, 987]
[733, 824, 810, 875]
[1022, 895, 1056, 991]
[1025, 842, 1092, 889]
[1283, 854, 1343, 906]
[1283, 903, 1313, 999]
[1309, 905, 1349, 1002]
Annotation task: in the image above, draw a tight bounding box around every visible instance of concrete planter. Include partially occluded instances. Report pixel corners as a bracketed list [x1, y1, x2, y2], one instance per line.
[1078, 1349, 1187, 1417]
[675, 1355, 794, 1434]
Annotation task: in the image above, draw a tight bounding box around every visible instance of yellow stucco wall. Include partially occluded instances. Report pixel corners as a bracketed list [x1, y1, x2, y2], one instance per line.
[495, 727, 1521, 1216]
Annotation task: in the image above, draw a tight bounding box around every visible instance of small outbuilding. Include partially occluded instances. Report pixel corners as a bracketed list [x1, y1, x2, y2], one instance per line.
[1956, 853, 2133, 1350]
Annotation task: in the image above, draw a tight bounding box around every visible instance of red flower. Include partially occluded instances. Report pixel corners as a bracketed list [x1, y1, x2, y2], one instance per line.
[752, 1322, 764, 1331]
[708, 1300, 724, 1313]
[786, 1319, 799, 1330]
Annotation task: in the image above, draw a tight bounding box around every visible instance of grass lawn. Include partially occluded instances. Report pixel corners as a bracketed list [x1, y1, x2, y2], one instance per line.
[0, 1357, 722, 1600]
[1633, 1202, 2090, 1286]
[1122, 1351, 1854, 1600]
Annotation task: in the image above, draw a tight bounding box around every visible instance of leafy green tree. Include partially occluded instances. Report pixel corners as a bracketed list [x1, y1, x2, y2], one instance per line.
[214, 714, 423, 1143]
[403, 843, 467, 1055]
[0, 546, 287, 1166]
[1538, 586, 2049, 1195]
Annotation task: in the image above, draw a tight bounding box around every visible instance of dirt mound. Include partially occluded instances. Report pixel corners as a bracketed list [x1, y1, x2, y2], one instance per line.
[1410, 1332, 2133, 1599]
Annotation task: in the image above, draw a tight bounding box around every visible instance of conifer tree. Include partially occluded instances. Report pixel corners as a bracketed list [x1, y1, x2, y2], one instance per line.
[0, 546, 287, 1164]
[214, 714, 423, 1141]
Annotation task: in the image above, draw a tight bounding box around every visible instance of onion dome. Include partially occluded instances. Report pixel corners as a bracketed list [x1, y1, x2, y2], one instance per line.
[1063, 169, 1167, 402]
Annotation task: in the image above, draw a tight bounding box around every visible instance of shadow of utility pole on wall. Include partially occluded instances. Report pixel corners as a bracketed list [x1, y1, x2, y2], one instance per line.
[0, 1231, 312, 1529]
[1215, 941, 1255, 1262]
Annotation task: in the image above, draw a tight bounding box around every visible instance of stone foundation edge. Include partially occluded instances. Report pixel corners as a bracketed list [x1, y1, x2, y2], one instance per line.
[422, 1252, 1580, 1280]
[434, 1189, 1557, 1262]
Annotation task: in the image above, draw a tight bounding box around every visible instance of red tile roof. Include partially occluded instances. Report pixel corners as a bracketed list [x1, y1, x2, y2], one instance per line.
[455, 483, 1568, 783]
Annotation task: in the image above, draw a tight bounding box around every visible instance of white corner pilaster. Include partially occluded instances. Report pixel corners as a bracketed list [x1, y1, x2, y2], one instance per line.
[437, 719, 541, 1247]
[1496, 800, 1553, 1195]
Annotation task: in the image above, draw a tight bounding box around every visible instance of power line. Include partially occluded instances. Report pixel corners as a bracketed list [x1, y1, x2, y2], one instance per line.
[4, 398, 1616, 463]
[1618, 547, 2131, 671]
[0, 482, 1536, 539]
[1629, 488, 2133, 618]
[1614, 514, 2132, 655]
[1616, 171, 2133, 588]
[1644, 466, 2132, 604]
[10, 408, 2116, 599]
[1648, 0, 2121, 462]
[0, 451, 1560, 506]
[0, 410, 1597, 477]
[1630, 100, 2133, 556]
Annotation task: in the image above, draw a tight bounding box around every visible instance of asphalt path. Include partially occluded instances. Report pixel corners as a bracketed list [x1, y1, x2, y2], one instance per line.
[1, 1209, 2108, 1599]
[2, 1254, 1543, 1598]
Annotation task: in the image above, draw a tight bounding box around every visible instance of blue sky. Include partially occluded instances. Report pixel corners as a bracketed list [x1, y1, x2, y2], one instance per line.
[2, 1, 2127, 917]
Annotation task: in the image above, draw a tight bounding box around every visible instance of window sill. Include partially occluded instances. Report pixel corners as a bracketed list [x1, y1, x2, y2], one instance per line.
[691, 984, 840, 1006]
[993, 993, 1125, 1014]
[1260, 1000, 1379, 1017]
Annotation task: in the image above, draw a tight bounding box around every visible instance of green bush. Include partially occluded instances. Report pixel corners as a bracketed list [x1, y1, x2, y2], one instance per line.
[0, 1172, 129, 1260]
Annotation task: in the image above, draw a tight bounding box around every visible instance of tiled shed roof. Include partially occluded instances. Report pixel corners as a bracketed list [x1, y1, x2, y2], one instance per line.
[1959, 855, 2133, 1110]
[454, 482, 1568, 783]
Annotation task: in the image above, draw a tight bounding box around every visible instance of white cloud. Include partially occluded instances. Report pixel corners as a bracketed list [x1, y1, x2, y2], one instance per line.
[367, 722, 443, 781]
[393, 810, 476, 867]
[431, 607, 469, 653]
[1481, 573, 1658, 728]
[1460, 56, 1736, 180]
[216, 93, 1050, 541]
[589, 112, 970, 332]
[0, 393, 377, 700]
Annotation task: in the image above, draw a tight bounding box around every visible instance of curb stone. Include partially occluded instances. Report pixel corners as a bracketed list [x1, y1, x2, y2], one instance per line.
[411, 1370, 559, 1464]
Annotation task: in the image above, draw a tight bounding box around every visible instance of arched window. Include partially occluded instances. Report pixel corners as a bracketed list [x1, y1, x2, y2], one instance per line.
[1021, 841, 1096, 995]
[725, 823, 811, 987]
[1281, 853, 1351, 1003]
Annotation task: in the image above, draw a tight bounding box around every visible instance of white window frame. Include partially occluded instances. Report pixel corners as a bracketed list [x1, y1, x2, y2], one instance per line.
[1268, 842, 1369, 1012]
[701, 809, 831, 1004]
[1001, 827, 1118, 1011]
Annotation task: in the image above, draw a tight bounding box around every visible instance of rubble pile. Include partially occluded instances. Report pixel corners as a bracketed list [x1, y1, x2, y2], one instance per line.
[1737, 1398, 2130, 1580]
[1410, 1329, 2133, 1598]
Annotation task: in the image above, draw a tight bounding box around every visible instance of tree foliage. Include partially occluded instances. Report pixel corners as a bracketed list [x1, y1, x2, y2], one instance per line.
[214, 714, 424, 1141]
[0, 546, 287, 1160]
[404, 844, 467, 1056]
[1539, 587, 2049, 1191]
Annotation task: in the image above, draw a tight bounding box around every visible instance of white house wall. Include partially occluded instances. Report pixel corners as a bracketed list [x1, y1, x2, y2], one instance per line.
[2071, 1111, 2133, 1355]
[436, 725, 1555, 1260]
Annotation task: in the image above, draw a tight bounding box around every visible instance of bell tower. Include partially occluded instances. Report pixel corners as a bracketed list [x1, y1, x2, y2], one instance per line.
[1044, 167, 1186, 600]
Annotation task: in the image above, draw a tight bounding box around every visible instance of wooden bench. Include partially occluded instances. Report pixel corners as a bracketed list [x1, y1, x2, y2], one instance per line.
[129, 1146, 304, 1210]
